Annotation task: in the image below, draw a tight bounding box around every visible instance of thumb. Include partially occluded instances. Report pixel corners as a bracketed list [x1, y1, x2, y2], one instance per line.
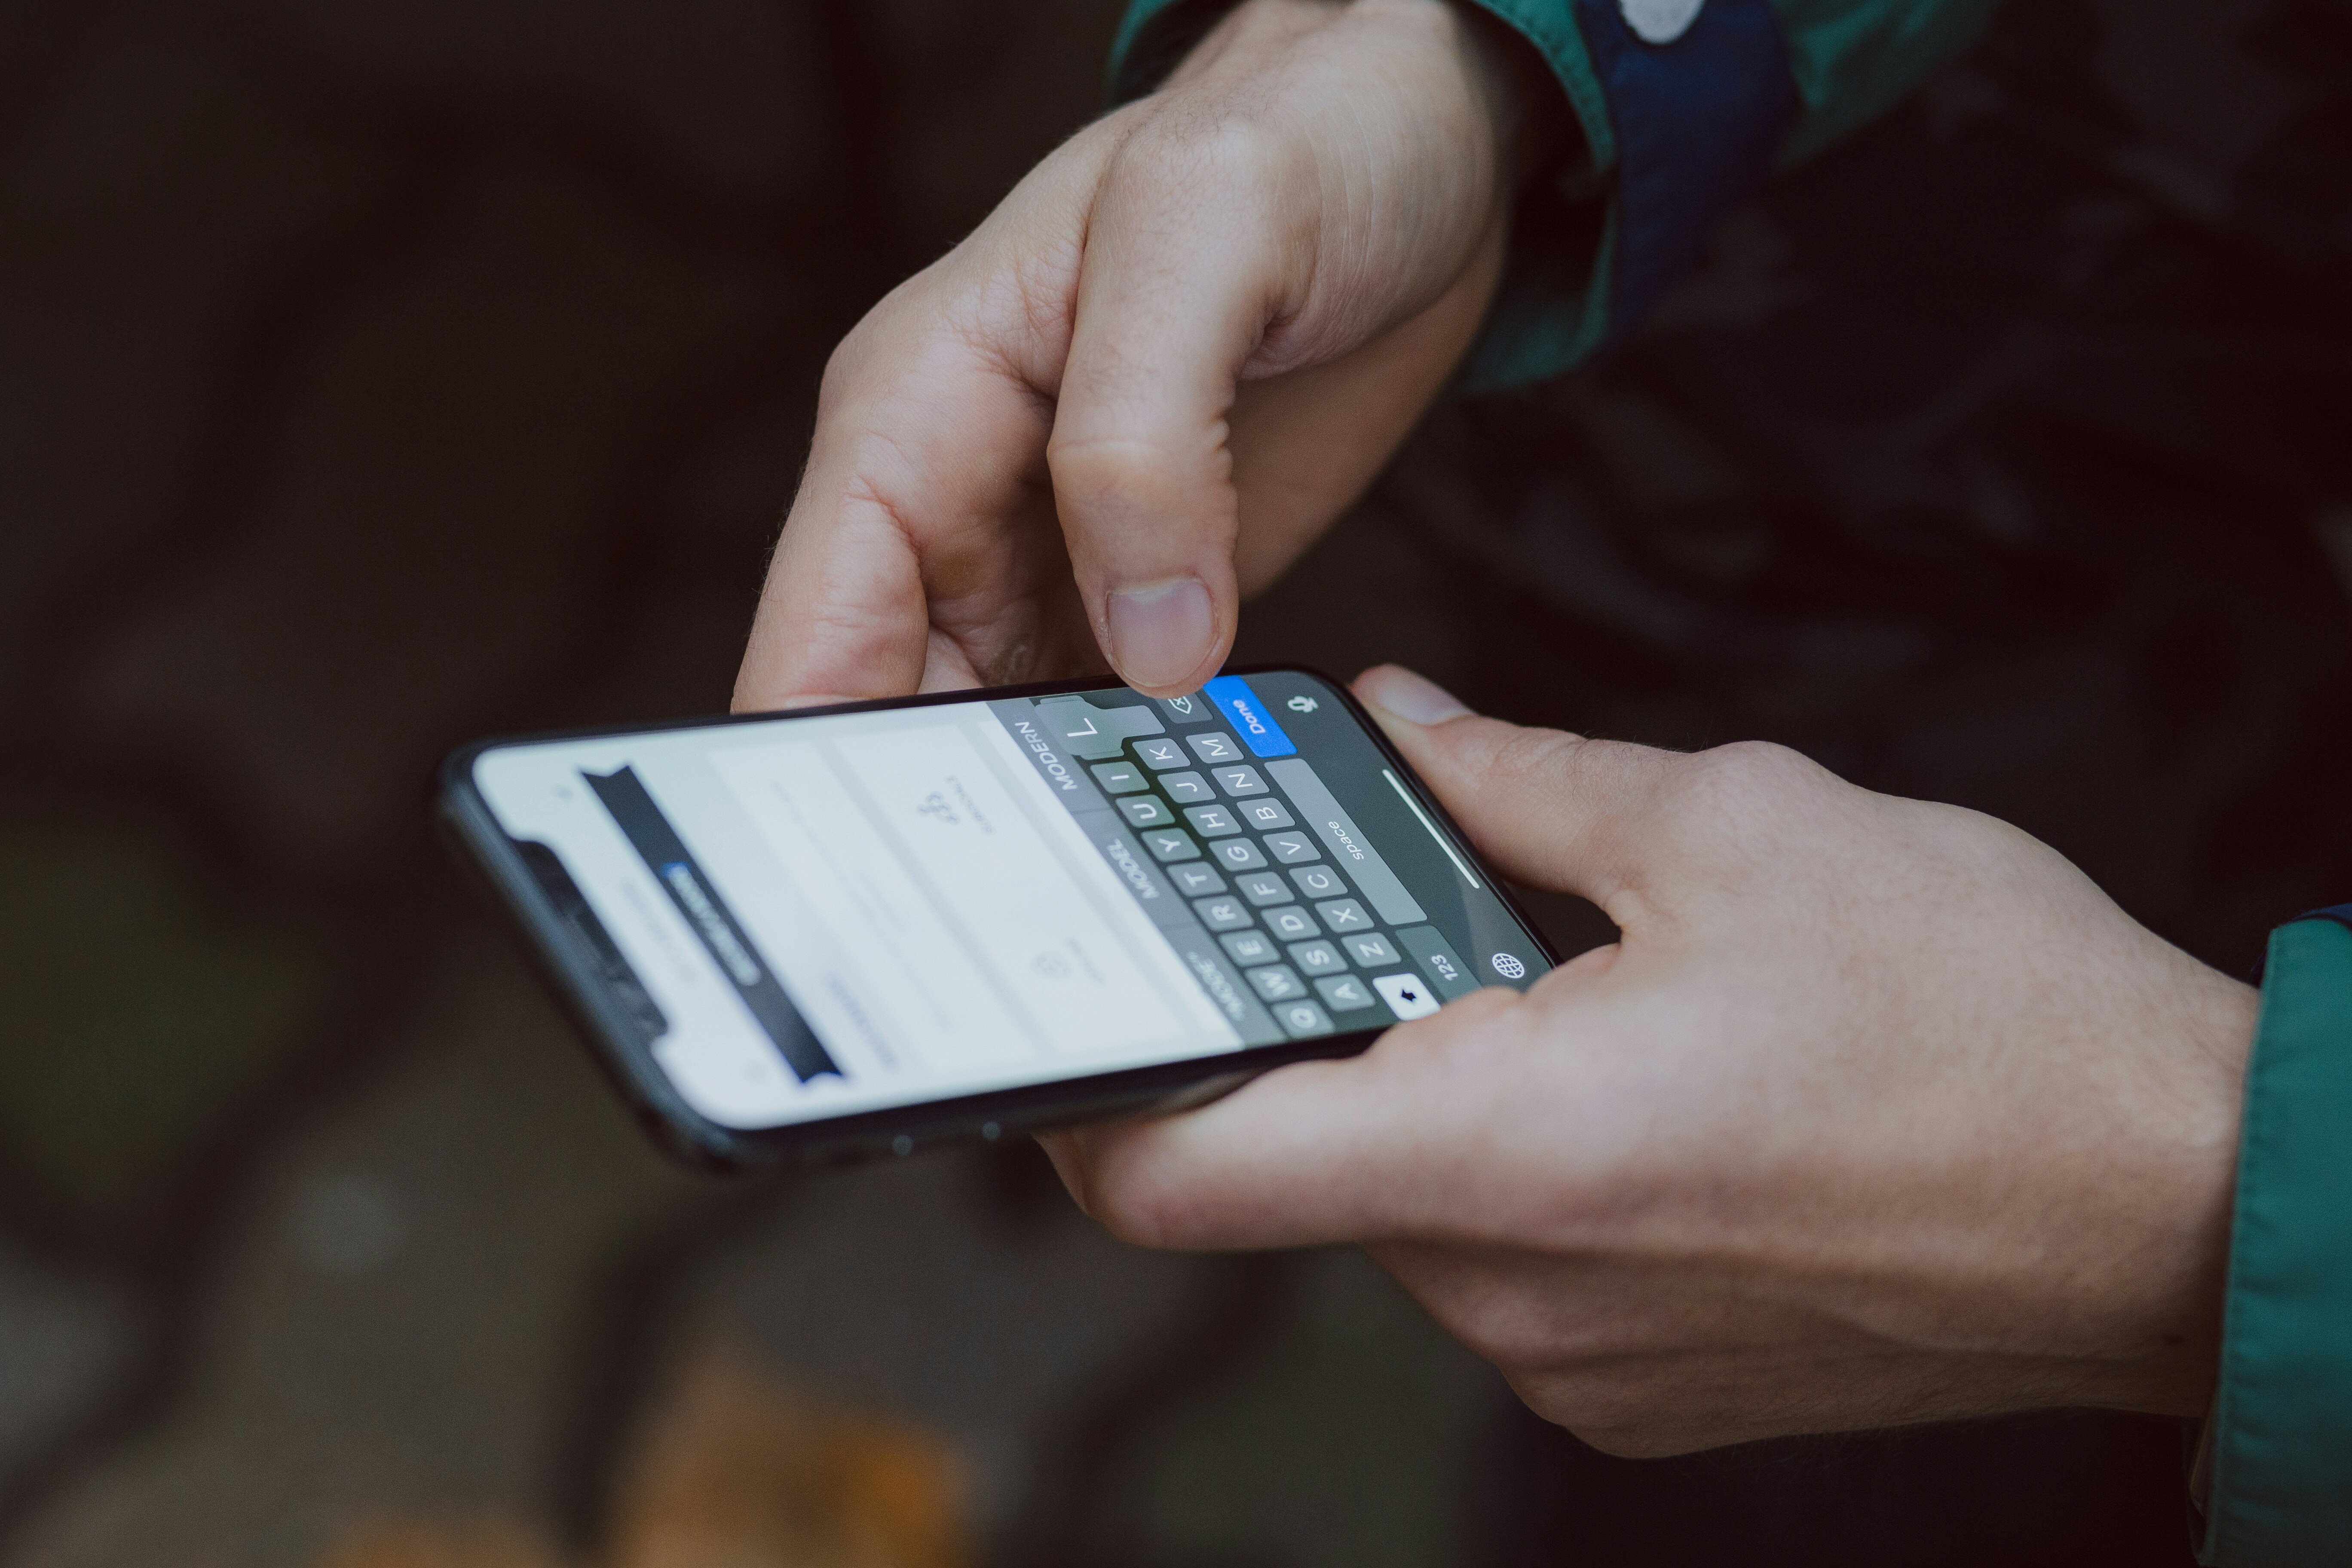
[1044, 133, 1303, 695]
[1352, 665, 1675, 908]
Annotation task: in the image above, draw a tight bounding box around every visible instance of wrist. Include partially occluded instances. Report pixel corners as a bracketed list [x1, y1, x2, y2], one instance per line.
[2098, 964, 2258, 1418]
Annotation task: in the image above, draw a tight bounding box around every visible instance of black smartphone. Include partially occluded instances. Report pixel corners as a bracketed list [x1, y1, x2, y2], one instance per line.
[437, 666, 1556, 1170]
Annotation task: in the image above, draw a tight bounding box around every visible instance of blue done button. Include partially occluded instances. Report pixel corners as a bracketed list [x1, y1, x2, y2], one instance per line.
[1203, 675, 1297, 758]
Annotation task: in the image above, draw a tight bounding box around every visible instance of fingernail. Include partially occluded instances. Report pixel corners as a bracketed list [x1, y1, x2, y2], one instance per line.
[1106, 579, 1214, 689]
[1360, 665, 1472, 726]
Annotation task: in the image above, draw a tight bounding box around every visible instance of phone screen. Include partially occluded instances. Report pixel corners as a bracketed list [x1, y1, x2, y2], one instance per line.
[466, 671, 1551, 1131]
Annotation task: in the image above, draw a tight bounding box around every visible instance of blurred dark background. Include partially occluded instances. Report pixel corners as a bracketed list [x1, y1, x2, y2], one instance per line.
[1, 0, 2347, 1564]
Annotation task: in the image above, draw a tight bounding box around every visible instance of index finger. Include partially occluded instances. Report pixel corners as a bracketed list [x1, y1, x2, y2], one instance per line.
[733, 339, 1054, 711]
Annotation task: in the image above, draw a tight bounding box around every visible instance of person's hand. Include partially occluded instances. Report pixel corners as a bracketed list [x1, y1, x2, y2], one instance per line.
[734, 0, 1545, 710]
[1043, 665, 2259, 1455]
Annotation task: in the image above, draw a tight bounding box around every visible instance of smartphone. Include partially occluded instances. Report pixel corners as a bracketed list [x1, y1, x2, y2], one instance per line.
[437, 667, 1556, 1169]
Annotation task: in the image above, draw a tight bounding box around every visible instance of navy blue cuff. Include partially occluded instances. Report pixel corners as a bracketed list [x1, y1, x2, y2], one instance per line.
[1571, 0, 1798, 343]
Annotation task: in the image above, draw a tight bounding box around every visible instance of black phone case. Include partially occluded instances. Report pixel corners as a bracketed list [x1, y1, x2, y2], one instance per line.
[434, 664, 1561, 1173]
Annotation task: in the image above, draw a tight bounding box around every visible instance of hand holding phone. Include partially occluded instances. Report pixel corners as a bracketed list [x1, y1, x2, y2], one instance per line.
[732, 0, 1528, 707]
[440, 667, 1554, 1168]
[1049, 665, 2256, 1461]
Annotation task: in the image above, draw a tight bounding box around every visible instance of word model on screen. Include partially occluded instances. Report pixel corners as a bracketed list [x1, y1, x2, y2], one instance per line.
[438, 668, 1555, 1168]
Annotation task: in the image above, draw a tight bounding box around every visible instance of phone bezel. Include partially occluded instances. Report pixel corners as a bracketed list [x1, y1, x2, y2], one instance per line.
[435, 664, 1561, 1171]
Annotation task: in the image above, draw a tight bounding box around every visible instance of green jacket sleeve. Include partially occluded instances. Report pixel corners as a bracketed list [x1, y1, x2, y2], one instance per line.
[1109, 0, 2003, 388]
[2199, 912, 2352, 1565]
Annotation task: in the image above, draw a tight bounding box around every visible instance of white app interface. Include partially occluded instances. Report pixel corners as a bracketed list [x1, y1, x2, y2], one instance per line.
[470, 678, 1550, 1129]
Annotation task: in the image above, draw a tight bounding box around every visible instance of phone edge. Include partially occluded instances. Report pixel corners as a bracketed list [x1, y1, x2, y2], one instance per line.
[430, 663, 1562, 1170]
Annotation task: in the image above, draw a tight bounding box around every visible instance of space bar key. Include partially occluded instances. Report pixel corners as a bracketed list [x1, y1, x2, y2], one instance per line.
[1265, 759, 1427, 927]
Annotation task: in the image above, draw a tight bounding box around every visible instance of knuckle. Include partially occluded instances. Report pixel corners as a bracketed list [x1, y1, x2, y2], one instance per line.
[815, 335, 864, 411]
[1697, 738, 1820, 793]
[816, 312, 894, 413]
[1524, 1375, 1686, 1459]
[1115, 110, 1286, 196]
[1452, 1311, 1554, 1375]
[1045, 435, 1226, 534]
[1563, 1418, 1684, 1461]
[815, 274, 948, 414]
[1485, 726, 1598, 794]
[1044, 432, 1167, 486]
[1080, 1163, 1190, 1251]
[1416, 1285, 1565, 1376]
[1091, 1197, 1159, 1248]
[1663, 739, 1825, 827]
